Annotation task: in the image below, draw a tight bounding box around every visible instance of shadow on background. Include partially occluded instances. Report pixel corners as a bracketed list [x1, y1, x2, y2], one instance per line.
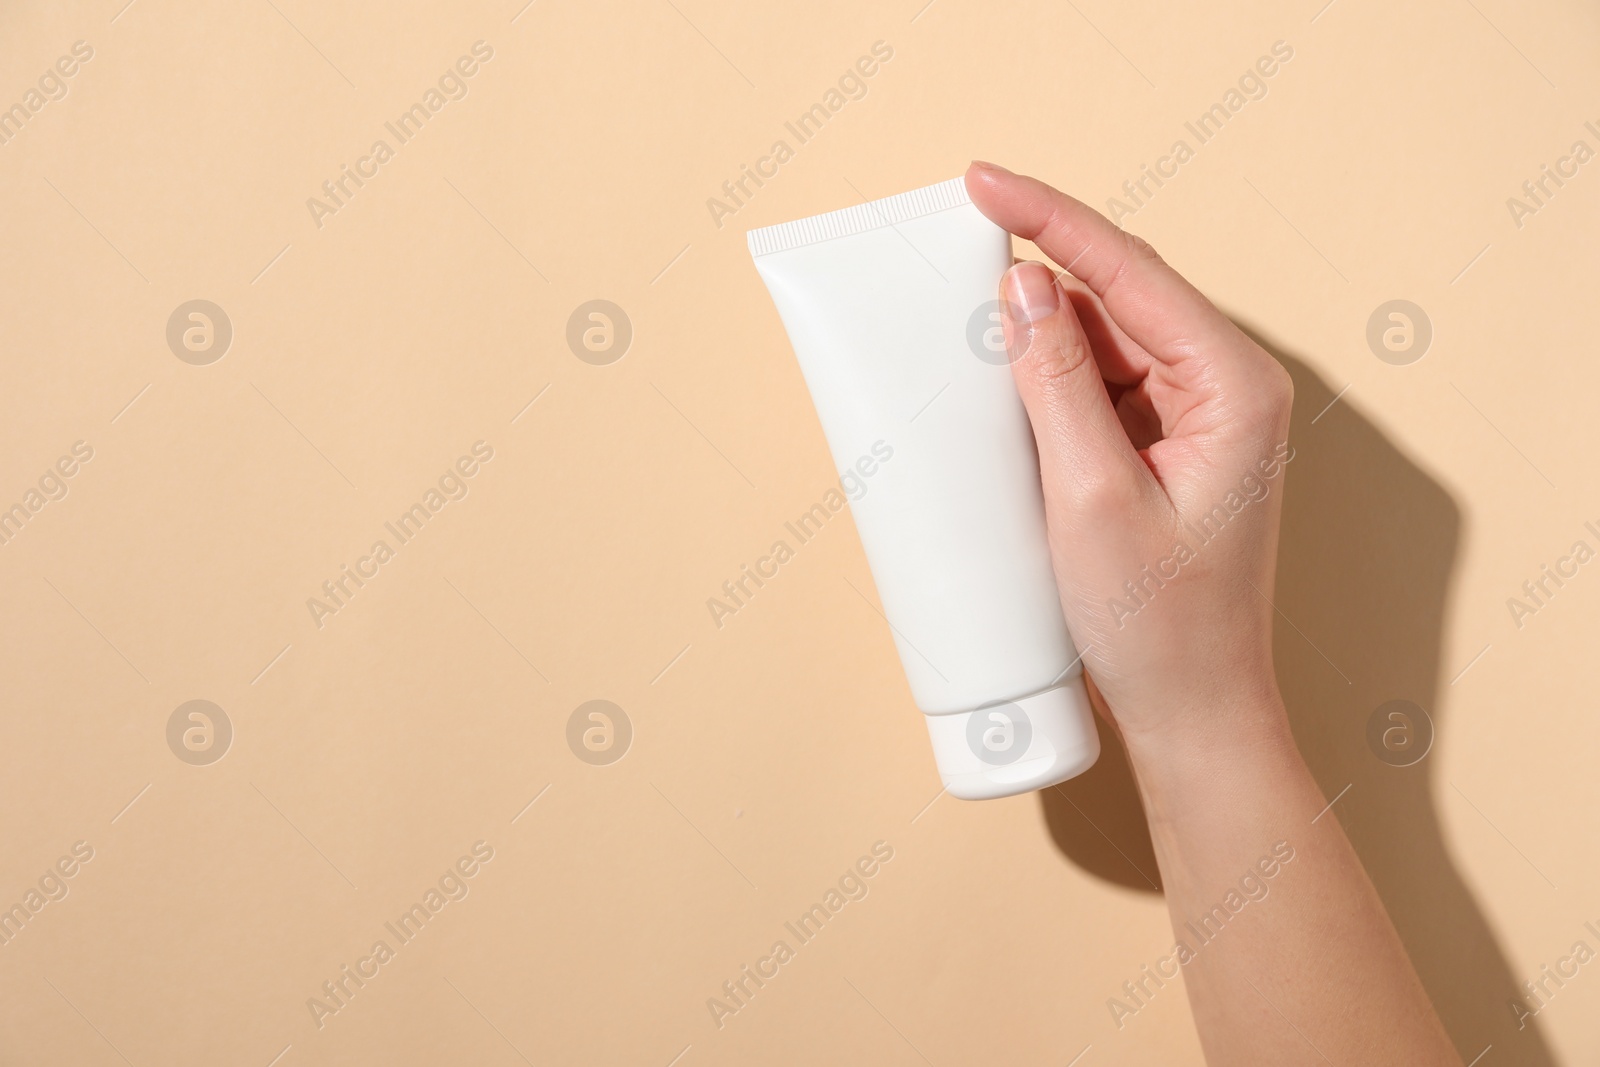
[1041, 714, 1161, 893]
[1039, 335, 1555, 1064]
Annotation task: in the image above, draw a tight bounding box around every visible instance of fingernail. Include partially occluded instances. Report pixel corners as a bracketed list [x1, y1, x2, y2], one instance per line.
[1008, 262, 1059, 322]
[1002, 262, 1058, 361]
[970, 159, 1013, 175]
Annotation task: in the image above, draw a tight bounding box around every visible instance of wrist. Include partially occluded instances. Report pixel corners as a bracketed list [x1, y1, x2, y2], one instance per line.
[1114, 688, 1324, 885]
[1115, 677, 1300, 784]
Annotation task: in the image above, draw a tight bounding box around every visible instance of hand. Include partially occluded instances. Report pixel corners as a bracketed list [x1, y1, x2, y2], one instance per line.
[967, 165, 1463, 1066]
[965, 161, 1296, 758]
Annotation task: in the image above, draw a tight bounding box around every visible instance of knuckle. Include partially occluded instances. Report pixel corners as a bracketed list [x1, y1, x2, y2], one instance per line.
[1121, 229, 1162, 264]
[1021, 324, 1092, 379]
[1263, 362, 1294, 413]
[1102, 230, 1163, 296]
[1048, 333, 1095, 377]
[1230, 351, 1294, 430]
[1063, 455, 1140, 514]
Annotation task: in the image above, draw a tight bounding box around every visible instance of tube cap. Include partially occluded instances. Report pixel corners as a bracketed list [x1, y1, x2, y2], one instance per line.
[924, 677, 1101, 800]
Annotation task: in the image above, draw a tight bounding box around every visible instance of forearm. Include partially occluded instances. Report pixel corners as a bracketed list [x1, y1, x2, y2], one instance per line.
[1122, 694, 1461, 1066]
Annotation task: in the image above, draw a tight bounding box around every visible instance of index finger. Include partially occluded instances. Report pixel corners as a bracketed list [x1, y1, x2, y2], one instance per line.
[965, 161, 1243, 368]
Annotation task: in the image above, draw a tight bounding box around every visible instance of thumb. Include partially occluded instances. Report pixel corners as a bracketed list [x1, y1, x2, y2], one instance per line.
[1001, 260, 1157, 520]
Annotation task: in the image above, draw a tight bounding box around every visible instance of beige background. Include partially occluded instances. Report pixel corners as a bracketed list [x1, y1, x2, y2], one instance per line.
[1, 0, 1597, 1063]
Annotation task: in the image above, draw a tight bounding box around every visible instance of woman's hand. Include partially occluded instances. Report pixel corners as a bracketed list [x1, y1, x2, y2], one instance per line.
[966, 161, 1295, 758]
[966, 162, 1462, 1067]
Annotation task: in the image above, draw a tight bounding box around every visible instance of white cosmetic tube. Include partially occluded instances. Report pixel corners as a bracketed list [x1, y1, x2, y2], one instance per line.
[748, 177, 1100, 800]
